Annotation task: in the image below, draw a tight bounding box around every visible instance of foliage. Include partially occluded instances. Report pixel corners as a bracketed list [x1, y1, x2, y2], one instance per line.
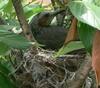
[54, 41, 84, 57]
[0, 61, 17, 88]
[0, 25, 32, 55]
[0, 0, 44, 88]
[63, 0, 100, 55]
[55, 0, 100, 56]
[0, 0, 45, 55]
[0, 0, 100, 87]
[0, 0, 44, 19]
[68, 0, 100, 30]
[78, 22, 95, 54]
[24, 4, 44, 19]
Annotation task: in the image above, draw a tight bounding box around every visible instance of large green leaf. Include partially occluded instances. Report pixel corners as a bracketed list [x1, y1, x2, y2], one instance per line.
[0, 63, 16, 88]
[68, 0, 100, 30]
[3, 0, 13, 13]
[0, 62, 10, 75]
[0, 42, 10, 55]
[54, 41, 84, 57]
[0, 25, 32, 50]
[78, 22, 95, 54]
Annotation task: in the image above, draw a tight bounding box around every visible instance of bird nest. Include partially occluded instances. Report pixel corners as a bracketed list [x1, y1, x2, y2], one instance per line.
[10, 48, 96, 88]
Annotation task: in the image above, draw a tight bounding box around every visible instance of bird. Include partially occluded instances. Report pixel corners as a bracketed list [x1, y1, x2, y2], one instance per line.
[29, 10, 67, 50]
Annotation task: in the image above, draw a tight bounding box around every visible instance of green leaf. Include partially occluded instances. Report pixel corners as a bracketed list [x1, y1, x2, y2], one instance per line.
[1, 34, 31, 49]
[24, 4, 44, 19]
[0, 0, 8, 9]
[68, 0, 100, 30]
[54, 41, 84, 58]
[0, 72, 16, 88]
[3, 0, 13, 13]
[0, 63, 16, 88]
[0, 25, 14, 30]
[0, 42, 10, 55]
[94, 0, 100, 6]
[0, 62, 10, 75]
[0, 25, 32, 50]
[78, 22, 95, 54]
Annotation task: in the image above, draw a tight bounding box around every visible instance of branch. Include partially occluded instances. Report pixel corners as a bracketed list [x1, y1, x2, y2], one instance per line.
[92, 30, 100, 87]
[64, 17, 78, 44]
[11, 0, 35, 41]
[67, 55, 92, 88]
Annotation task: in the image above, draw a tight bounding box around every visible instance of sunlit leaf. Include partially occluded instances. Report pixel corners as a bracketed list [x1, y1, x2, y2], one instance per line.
[0, 0, 8, 10]
[68, 0, 100, 30]
[54, 41, 84, 57]
[3, 0, 13, 13]
[24, 4, 44, 19]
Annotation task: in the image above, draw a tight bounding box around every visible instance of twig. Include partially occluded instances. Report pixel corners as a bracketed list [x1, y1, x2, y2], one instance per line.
[67, 55, 92, 88]
[23, 1, 34, 7]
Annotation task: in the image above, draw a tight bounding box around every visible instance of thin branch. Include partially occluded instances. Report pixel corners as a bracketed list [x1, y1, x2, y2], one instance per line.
[67, 55, 92, 88]
[11, 0, 35, 41]
[64, 17, 78, 44]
